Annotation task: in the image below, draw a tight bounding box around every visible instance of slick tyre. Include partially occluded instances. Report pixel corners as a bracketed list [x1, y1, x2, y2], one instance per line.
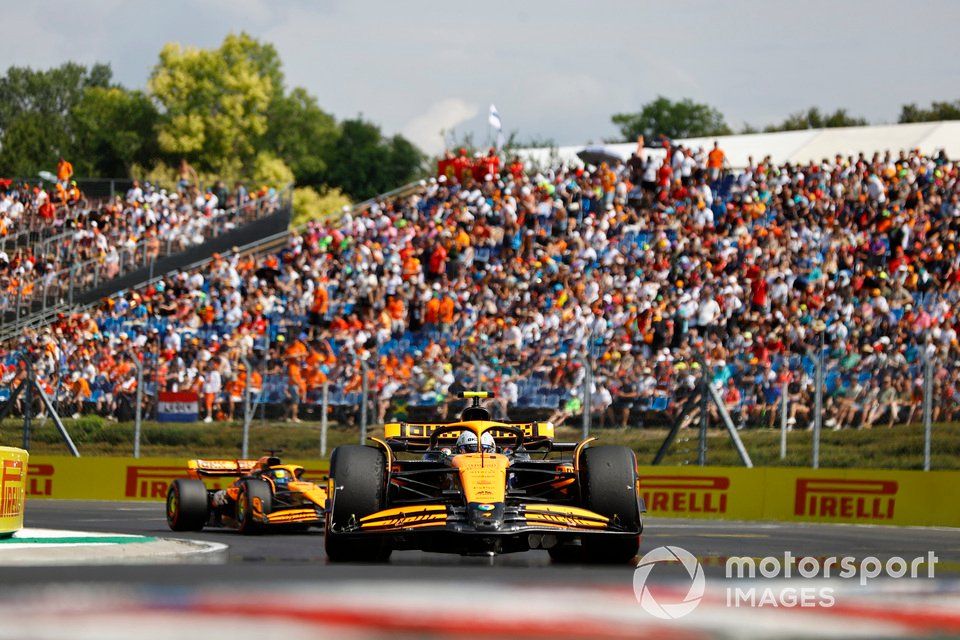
[579, 445, 641, 564]
[237, 479, 273, 535]
[325, 445, 392, 562]
[167, 479, 209, 532]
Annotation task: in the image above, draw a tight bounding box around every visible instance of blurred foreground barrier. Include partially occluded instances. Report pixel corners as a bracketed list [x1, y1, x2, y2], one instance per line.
[0, 447, 27, 537]
[23, 458, 960, 528]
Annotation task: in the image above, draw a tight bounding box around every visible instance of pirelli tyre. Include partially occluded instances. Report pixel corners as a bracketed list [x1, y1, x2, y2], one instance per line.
[578, 445, 641, 564]
[167, 479, 209, 532]
[237, 479, 273, 535]
[325, 445, 391, 562]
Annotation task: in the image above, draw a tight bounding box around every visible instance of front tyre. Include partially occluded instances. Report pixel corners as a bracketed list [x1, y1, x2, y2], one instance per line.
[167, 479, 209, 532]
[237, 479, 273, 535]
[325, 445, 392, 562]
[579, 445, 641, 564]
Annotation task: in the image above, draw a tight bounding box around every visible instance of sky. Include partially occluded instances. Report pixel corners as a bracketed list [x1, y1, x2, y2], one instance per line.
[3, 1, 959, 155]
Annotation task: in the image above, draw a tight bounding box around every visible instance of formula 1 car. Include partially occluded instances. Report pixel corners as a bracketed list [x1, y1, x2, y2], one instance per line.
[324, 392, 644, 563]
[166, 453, 327, 534]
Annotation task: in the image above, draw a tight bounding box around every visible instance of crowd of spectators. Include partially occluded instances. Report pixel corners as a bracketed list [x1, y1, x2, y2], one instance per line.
[3, 141, 960, 433]
[0, 158, 283, 319]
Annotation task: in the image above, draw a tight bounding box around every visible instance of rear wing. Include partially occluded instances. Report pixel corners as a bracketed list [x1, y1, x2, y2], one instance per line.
[383, 420, 555, 450]
[187, 459, 258, 479]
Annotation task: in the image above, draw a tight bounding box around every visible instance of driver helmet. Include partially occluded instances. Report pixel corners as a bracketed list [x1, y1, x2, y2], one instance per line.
[456, 431, 496, 454]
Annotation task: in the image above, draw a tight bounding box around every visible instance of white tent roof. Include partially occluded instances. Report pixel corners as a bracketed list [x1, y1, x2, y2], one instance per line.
[517, 121, 960, 170]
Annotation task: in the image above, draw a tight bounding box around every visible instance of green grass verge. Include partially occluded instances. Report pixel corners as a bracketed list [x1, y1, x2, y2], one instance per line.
[1, 417, 958, 470]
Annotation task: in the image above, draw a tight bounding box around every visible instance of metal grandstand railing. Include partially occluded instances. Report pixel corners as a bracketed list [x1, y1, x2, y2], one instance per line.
[0, 187, 292, 340]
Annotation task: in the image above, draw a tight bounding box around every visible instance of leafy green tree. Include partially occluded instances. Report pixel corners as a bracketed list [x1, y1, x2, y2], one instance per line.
[0, 62, 112, 175]
[265, 87, 337, 187]
[69, 87, 160, 177]
[763, 107, 867, 132]
[611, 96, 731, 142]
[323, 119, 425, 200]
[148, 33, 275, 174]
[899, 100, 960, 123]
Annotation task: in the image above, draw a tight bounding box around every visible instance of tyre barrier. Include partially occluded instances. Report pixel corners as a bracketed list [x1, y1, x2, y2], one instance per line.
[0, 447, 28, 537]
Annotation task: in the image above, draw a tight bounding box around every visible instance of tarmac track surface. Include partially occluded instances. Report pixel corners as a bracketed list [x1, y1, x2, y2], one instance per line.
[7, 500, 960, 586]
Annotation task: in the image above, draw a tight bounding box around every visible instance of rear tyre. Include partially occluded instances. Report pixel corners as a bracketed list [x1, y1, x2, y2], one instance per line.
[237, 479, 273, 535]
[325, 445, 392, 562]
[167, 479, 209, 532]
[579, 445, 641, 564]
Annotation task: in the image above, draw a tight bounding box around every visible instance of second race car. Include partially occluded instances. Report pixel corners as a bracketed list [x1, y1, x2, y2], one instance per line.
[166, 453, 327, 534]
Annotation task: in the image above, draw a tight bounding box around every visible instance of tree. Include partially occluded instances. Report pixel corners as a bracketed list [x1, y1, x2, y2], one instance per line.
[899, 100, 960, 123]
[611, 97, 731, 142]
[0, 62, 112, 175]
[265, 87, 337, 187]
[763, 107, 867, 132]
[323, 119, 425, 200]
[148, 33, 276, 175]
[69, 87, 160, 177]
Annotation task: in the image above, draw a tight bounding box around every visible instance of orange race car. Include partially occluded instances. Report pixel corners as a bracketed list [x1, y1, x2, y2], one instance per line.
[166, 453, 327, 534]
[325, 392, 645, 563]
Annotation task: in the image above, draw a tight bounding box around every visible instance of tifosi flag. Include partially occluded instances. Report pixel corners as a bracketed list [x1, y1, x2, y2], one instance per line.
[489, 104, 504, 150]
[488, 104, 502, 130]
[157, 391, 199, 422]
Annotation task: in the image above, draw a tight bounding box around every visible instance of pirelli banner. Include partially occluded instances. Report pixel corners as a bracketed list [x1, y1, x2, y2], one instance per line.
[20, 458, 960, 528]
[25, 457, 329, 502]
[0, 447, 28, 536]
[635, 466, 960, 528]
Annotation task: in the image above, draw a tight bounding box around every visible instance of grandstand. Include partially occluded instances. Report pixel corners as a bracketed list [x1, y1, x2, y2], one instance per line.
[1, 130, 958, 436]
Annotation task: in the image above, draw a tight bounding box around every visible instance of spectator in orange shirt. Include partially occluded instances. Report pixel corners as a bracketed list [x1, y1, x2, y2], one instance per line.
[56, 157, 74, 184]
[439, 293, 456, 331]
[67, 371, 91, 419]
[424, 292, 441, 325]
[707, 141, 726, 182]
[286, 357, 306, 423]
[309, 281, 329, 334]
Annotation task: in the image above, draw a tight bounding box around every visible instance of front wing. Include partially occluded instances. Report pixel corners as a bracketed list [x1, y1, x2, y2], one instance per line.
[329, 503, 640, 554]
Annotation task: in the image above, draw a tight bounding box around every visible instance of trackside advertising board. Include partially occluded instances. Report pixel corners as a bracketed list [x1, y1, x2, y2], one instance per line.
[0, 447, 28, 536]
[22, 459, 960, 528]
[635, 466, 960, 527]
[26, 457, 329, 501]
[157, 391, 199, 422]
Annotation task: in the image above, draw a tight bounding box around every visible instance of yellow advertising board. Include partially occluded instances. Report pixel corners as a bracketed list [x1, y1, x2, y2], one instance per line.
[636, 465, 960, 528]
[26, 456, 329, 501]
[0, 446, 28, 536]
[23, 457, 960, 528]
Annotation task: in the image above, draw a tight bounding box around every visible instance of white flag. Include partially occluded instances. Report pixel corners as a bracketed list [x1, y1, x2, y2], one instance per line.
[488, 104, 502, 131]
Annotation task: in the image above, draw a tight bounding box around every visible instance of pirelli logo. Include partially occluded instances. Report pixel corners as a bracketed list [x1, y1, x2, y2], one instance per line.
[26, 463, 54, 497]
[0, 459, 25, 518]
[125, 466, 188, 499]
[638, 475, 729, 514]
[794, 478, 898, 521]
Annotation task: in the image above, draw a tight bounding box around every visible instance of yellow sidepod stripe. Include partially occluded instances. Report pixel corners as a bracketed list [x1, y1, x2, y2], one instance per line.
[266, 509, 322, 523]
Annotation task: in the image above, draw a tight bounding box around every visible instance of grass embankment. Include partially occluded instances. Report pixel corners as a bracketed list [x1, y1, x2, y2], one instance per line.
[2, 417, 958, 470]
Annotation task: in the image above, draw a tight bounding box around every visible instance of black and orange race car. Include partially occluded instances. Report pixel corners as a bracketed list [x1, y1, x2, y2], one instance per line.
[324, 392, 645, 563]
[166, 453, 327, 534]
